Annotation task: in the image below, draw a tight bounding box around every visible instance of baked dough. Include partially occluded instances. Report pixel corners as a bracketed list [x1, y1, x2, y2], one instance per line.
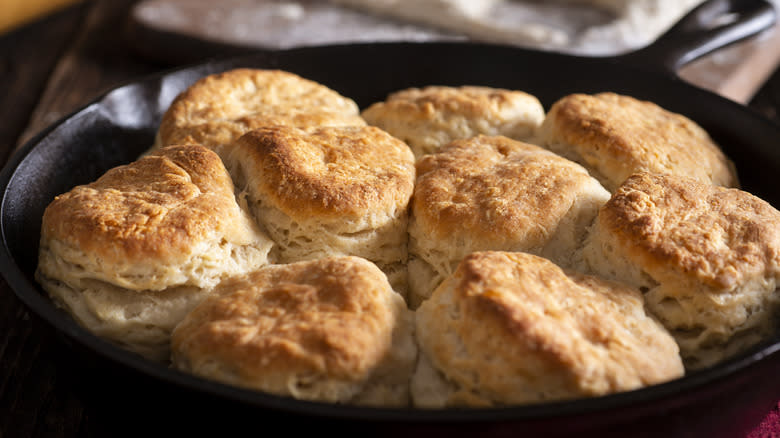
[361, 85, 544, 158]
[154, 68, 365, 157]
[223, 125, 416, 296]
[537, 92, 738, 192]
[412, 251, 684, 407]
[583, 172, 780, 368]
[408, 135, 609, 307]
[35, 65, 774, 405]
[171, 255, 417, 406]
[36, 145, 274, 361]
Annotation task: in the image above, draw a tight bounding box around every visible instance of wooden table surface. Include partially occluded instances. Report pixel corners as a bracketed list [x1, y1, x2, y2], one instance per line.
[1, 0, 779, 436]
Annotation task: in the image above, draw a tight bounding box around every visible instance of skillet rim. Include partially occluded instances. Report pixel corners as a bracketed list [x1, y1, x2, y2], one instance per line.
[2, 41, 780, 424]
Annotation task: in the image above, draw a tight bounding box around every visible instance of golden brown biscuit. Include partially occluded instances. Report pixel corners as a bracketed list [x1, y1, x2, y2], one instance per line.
[408, 135, 610, 308]
[36, 145, 274, 361]
[361, 85, 544, 158]
[412, 251, 684, 408]
[583, 172, 780, 368]
[171, 256, 417, 406]
[537, 92, 738, 191]
[223, 125, 416, 297]
[154, 68, 365, 156]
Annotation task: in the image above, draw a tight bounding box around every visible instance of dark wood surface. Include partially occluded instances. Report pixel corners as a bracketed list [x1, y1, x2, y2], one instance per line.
[1, 1, 779, 436]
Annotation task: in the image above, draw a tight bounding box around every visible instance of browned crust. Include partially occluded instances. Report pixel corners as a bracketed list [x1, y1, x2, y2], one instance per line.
[232, 125, 415, 219]
[157, 68, 364, 150]
[544, 92, 738, 189]
[363, 85, 541, 121]
[600, 172, 780, 289]
[412, 135, 597, 242]
[40, 144, 241, 264]
[171, 256, 395, 382]
[420, 251, 683, 399]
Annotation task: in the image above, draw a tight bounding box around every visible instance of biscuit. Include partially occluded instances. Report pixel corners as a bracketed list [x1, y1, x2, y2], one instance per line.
[408, 135, 610, 308]
[412, 251, 684, 408]
[35, 145, 274, 361]
[223, 125, 416, 297]
[536, 92, 738, 191]
[361, 85, 544, 158]
[154, 68, 365, 157]
[582, 172, 780, 368]
[171, 256, 417, 406]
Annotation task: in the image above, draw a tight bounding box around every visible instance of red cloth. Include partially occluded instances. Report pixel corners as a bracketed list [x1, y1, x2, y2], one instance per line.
[749, 402, 780, 438]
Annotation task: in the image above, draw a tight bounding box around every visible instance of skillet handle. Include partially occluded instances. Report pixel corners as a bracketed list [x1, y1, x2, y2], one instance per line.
[616, 0, 777, 76]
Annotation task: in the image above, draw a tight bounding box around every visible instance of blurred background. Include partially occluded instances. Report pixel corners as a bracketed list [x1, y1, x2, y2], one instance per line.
[2, 0, 779, 105]
[0, 0, 83, 34]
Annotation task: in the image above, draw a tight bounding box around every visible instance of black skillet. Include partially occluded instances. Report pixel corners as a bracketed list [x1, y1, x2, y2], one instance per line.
[2, 0, 780, 436]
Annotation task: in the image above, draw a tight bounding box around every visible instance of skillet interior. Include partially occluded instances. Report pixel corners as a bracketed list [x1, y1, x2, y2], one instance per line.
[2, 42, 780, 436]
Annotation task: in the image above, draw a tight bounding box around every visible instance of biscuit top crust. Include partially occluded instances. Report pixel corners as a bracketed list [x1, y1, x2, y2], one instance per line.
[418, 251, 683, 399]
[231, 125, 416, 219]
[41, 145, 256, 265]
[600, 172, 780, 289]
[543, 92, 737, 189]
[412, 135, 598, 244]
[171, 256, 396, 383]
[157, 68, 364, 148]
[363, 85, 542, 121]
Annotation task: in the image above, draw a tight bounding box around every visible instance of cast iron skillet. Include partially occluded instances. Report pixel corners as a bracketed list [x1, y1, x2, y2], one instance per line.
[2, 1, 780, 436]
